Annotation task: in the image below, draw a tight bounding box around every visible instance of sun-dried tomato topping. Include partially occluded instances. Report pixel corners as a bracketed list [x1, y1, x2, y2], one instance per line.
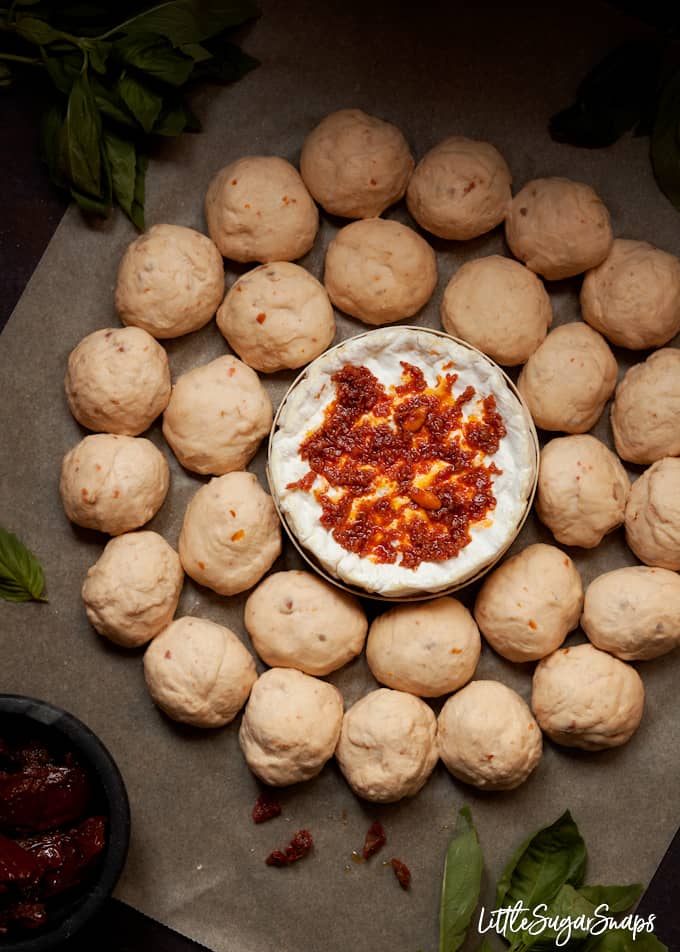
[265, 829, 314, 866]
[390, 857, 411, 890]
[252, 793, 282, 824]
[362, 820, 386, 859]
[287, 361, 506, 569]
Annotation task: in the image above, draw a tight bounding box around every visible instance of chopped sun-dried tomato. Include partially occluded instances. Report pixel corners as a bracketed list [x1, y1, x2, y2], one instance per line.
[252, 793, 282, 825]
[362, 820, 386, 859]
[390, 857, 411, 890]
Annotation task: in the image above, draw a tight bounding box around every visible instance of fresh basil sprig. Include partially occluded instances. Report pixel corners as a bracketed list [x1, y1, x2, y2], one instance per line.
[439, 806, 484, 952]
[0, 1, 260, 228]
[0, 525, 48, 603]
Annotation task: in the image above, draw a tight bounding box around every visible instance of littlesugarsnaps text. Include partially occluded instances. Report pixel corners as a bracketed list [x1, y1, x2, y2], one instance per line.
[478, 901, 657, 947]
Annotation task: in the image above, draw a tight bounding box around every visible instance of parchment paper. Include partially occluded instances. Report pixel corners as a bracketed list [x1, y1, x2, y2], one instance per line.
[1, 2, 679, 950]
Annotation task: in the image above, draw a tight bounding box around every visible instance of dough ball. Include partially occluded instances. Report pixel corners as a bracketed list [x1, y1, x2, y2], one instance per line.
[244, 570, 367, 675]
[162, 355, 272, 475]
[505, 177, 613, 280]
[205, 156, 318, 263]
[82, 531, 183, 648]
[536, 435, 629, 548]
[179, 471, 281, 596]
[532, 644, 644, 750]
[474, 543, 583, 662]
[324, 218, 437, 325]
[517, 322, 617, 433]
[406, 137, 512, 240]
[114, 224, 225, 338]
[335, 688, 438, 802]
[625, 458, 680, 570]
[611, 349, 680, 464]
[65, 327, 171, 435]
[299, 108, 414, 219]
[438, 681, 542, 790]
[239, 667, 343, 785]
[582, 566, 680, 661]
[60, 434, 169, 535]
[440, 255, 552, 365]
[216, 262, 335, 373]
[144, 617, 257, 727]
[365, 597, 480, 697]
[580, 239, 680, 349]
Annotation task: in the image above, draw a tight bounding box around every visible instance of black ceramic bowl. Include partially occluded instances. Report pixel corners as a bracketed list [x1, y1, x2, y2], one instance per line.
[0, 695, 130, 951]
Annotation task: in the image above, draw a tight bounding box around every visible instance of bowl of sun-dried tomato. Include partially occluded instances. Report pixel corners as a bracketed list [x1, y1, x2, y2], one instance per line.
[0, 694, 130, 949]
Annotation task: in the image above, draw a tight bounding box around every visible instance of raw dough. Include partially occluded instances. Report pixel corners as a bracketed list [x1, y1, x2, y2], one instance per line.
[82, 531, 183, 648]
[625, 458, 680, 570]
[114, 224, 225, 338]
[438, 680, 542, 790]
[406, 137, 512, 240]
[474, 543, 583, 662]
[580, 239, 680, 349]
[323, 218, 437, 325]
[60, 434, 169, 535]
[216, 262, 335, 372]
[365, 597, 480, 697]
[162, 355, 272, 475]
[65, 326, 171, 435]
[204, 156, 318, 263]
[582, 566, 680, 661]
[144, 617, 257, 727]
[517, 323, 617, 433]
[239, 667, 343, 785]
[440, 255, 552, 365]
[335, 688, 438, 802]
[179, 471, 281, 596]
[299, 108, 414, 218]
[532, 644, 645, 750]
[611, 349, 680, 464]
[536, 435, 629, 548]
[505, 177, 613, 280]
[244, 570, 367, 675]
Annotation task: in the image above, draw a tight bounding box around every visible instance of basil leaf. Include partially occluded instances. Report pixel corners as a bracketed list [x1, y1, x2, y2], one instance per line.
[85, 40, 111, 75]
[180, 41, 213, 63]
[0, 64, 13, 87]
[514, 883, 597, 951]
[66, 69, 102, 195]
[473, 942, 494, 952]
[71, 186, 109, 216]
[153, 99, 189, 135]
[0, 527, 47, 603]
[191, 41, 259, 84]
[15, 15, 64, 45]
[439, 806, 483, 952]
[651, 67, 680, 212]
[114, 33, 195, 86]
[103, 131, 136, 217]
[578, 884, 642, 915]
[42, 49, 82, 96]
[583, 928, 668, 952]
[91, 80, 137, 128]
[118, 72, 163, 132]
[131, 151, 148, 230]
[496, 810, 587, 928]
[39, 102, 67, 186]
[112, 0, 259, 46]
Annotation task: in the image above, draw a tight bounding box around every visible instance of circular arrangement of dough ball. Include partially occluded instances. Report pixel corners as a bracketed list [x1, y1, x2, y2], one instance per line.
[505, 177, 613, 280]
[474, 544, 583, 662]
[299, 108, 414, 219]
[611, 349, 680, 464]
[239, 667, 343, 785]
[65, 327, 171, 436]
[438, 681, 542, 790]
[440, 255, 552, 365]
[536, 435, 629, 548]
[324, 218, 437, 325]
[580, 239, 680, 349]
[179, 471, 281, 596]
[532, 644, 644, 750]
[82, 531, 183, 648]
[205, 156, 318, 263]
[517, 323, 617, 433]
[60, 434, 169, 535]
[162, 355, 272, 475]
[245, 570, 367, 675]
[335, 688, 438, 802]
[406, 137, 512, 240]
[582, 566, 680, 661]
[625, 458, 680, 570]
[365, 597, 480, 697]
[144, 617, 257, 728]
[114, 224, 225, 338]
[216, 262, 335, 373]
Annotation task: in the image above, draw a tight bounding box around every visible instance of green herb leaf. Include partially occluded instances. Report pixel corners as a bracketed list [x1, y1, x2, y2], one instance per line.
[41, 48, 83, 96]
[103, 131, 136, 216]
[39, 101, 67, 185]
[131, 150, 148, 230]
[110, 0, 260, 46]
[0, 63, 13, 87]
[578, 884, 643, 914]
[65, 68, 102, 195]
[0, 526, 47, 603]
[651, 67, 680, 212]
[180, 41, 213, 63]
[114, 33, 195, 86]
[85, 39, 111, 75]
[496, 810, 587, 932]
[14, 15, 65, 46]
[90, 78, 136, 128]
[583, 928, 668, 952]
[152, 97, 192, 135]
[70, 186, 109, 216]
[439, 806, 483, 952]
[513, 883, 598, 951]
[118, 71, 163, 132]
[191, 40, 259, 84]
[472, 942, 494, 952]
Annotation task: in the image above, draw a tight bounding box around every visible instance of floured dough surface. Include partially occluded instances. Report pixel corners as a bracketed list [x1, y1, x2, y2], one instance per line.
[611, 349, 680, 464]
[625, 458, 680, 570]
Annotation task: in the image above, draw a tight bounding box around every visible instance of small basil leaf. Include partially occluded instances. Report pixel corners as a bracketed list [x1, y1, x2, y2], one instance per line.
[516, 883, 596, 951]
[85, 40, 111, 75]
[180, 41, 213, 63]
[113, 0, 260, 46]
[131, 151, 148, 230]
[439, 806, 483, 952]
[103, 131, 136, 217]
[578, 884, 643, 915]
[651, 67, 680, 212]
[152, 98, 191, 135]
[118, 72, 163, 132]
[114, 33, 195, 86]
[15, 15, 64, 45]
[39, 102, 66, 184]
[91, 79, 137, 128]
[583, 928, 668, 952]
[70, 186, 109, 216]
[41, 49, 82, 96]
[0, 64, 13, 87]
[66, 69, 102, 195]
[0, 526, 47, 603]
